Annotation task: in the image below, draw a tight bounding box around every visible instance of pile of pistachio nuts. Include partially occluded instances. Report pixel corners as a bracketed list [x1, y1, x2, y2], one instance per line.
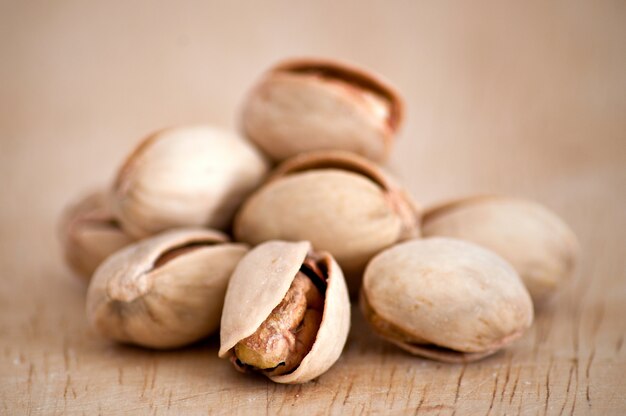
[59, 58, 579, 383]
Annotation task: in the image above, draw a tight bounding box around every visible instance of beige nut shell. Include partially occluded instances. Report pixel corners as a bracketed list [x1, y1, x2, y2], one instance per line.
[421, 195, 579, 304]
[59, 190, 134, 281]
[241, 58, 404, 163]
[234, 151, 419, 295]
[362, 237, 533, 363]
[87, 228, 248, 349]
[219, 240, 350, 384]
[111, 125, 269, 238]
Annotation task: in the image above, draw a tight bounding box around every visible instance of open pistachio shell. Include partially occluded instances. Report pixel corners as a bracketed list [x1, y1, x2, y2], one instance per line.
[421, 195, 579, 304]
[59, 190, 134, 281]
[86, 228, 248, 349]
[111, 125, 269, 238]
[234, 150, 419, 296]
[241, 58, 404, 163]
[219, 240, 350, 384]
[361, 238, 533, 363]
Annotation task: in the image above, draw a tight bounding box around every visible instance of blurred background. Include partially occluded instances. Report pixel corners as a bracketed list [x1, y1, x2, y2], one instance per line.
[1, 2, 625, 412]
[1, 0, 624, 276]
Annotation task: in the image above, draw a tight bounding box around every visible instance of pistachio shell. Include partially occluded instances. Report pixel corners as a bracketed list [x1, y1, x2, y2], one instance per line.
[86, 228, 248, 349]
[241, 58, 404, 163]
[361, 238, 533, 363]
[111, 125, 269, 238]
[219, 240, 350, 384]
[421, 196, 579, 304]
[59, 190, 134, 280]
[234, 151, 419, 295]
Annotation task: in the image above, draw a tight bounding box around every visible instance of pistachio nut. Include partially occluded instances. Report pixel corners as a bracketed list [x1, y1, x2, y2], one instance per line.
[59, 190, 134, 281]
[241, 58, 404, 163]
[421, 195, 579, 304]
[361, 237, 534, 363]
[86, 228, 248, 349]
[234, 150, 419, 296]
[111, 125, 269, 238]
[219, 240, 350, 384]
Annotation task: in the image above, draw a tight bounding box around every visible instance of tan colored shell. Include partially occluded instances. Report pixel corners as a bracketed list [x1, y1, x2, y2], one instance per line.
[111, 125, 269, 238]
[241, 58, 404, 163]
[361, 237, 534, 363]
[421, 195, 579, 304]
[234, 151, 419, 296]
[59, 190, 134, 281]
[86, 228, 248, 349]
[219, 240, 350, 384]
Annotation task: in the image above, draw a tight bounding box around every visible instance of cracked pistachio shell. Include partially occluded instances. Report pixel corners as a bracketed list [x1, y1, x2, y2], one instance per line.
[59, 190, 134, 281]
[241, 58, 404, 163]
[421, 196, 579, 304]
[361, 238, 534, 363]
[111, 125, 269, 238]
[234, 151, 419, 296]
[86, 228, 248, 349]
[219, 240, 350, 384]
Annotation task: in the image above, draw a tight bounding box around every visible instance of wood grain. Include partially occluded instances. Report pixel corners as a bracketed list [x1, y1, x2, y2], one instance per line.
[1, 1, 625, 414]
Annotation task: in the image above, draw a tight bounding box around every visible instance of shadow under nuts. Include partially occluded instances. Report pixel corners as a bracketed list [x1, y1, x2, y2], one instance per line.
[86, 228, 248, 349]
[361, 238, 534, 363]
[241, 58, 404, 163]
[59, 190, 134, 281]
[111, 125, 269, 238]
[233, 150, 419, 296]
[219, 240, 350, 384]
[421, 196, 579, 305]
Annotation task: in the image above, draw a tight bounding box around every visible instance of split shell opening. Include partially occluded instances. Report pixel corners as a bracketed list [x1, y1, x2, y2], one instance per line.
[219, 240, 350, 384]
[233, 150, 419, 297]
[240, 58, 404, 163]
[86, 228, 248, 349]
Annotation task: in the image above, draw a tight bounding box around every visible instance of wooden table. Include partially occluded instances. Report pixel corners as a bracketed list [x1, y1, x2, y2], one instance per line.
[2, 1, 625, 414]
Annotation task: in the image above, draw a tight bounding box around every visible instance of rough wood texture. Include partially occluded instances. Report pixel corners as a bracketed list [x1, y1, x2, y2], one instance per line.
[1, 1, 625, 414]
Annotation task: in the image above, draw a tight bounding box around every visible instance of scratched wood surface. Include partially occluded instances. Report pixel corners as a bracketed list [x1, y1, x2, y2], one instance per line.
[1, 1, 625, 415]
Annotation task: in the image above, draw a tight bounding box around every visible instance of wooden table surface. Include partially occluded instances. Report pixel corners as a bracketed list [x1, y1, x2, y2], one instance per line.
[1, 1, 625, 414]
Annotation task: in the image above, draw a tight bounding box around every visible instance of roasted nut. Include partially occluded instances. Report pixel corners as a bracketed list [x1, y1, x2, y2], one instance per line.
[59, 190, 134, 281]
[241, 58, 404, 163]
[111, 125, 269, 238]
[421, 195, 579, 304]
[361, 238, 534, 363]
[219, 240, 350, 384]
[86, 228, 247, 349]
[234, 150, 419, 296]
